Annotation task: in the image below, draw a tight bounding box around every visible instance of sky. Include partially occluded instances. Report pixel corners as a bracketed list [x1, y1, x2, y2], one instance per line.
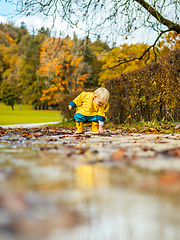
[0, 0, 158, 47]
[0, 1, 66, 35]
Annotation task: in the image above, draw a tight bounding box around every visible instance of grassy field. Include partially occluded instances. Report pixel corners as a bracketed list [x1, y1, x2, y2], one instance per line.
[0, 103, 62, 125]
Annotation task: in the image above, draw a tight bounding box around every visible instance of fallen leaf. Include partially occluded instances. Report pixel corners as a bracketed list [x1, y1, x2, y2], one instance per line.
[161, 148, 180, 158]
[128, 128, 138, 133]
[139, 129, 146, 133]
[158, 171, 180, 185]
[149, 128, 156, 132]
[174, 124, 180, 130]
[111, 149, 125, 160]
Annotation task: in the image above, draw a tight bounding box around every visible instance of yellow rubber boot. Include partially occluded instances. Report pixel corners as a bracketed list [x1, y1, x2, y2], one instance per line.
[75, 122, 83, 134]
[92, 122, 99, 134]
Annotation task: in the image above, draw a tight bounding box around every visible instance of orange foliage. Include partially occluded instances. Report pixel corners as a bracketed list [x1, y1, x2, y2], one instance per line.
[99, 43, 154, 86]
[158, 31, 180, 56]
[39, 37, 88, 105]
[6, 34, 14, 45]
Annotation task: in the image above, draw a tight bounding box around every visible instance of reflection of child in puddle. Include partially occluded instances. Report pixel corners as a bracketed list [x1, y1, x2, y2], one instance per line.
[68, 87, 109, 134]
[75, 164, 110, 189]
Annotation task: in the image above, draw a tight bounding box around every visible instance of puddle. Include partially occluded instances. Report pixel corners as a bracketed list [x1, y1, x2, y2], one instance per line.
[0, 145, 180, 240]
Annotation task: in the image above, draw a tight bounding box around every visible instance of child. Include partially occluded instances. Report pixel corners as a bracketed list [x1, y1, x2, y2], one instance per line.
[68, 87, 109, 134]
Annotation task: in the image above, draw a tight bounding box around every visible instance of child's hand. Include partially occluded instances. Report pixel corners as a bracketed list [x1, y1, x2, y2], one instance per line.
[68, 105, 73, 110]
[98, 125, 104, 134]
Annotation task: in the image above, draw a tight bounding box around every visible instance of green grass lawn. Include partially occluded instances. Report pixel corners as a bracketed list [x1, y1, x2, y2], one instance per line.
[0, 103, 62, 125]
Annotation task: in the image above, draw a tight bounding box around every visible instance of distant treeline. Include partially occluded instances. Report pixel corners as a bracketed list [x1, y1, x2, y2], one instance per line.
[0, 22, 180, 123]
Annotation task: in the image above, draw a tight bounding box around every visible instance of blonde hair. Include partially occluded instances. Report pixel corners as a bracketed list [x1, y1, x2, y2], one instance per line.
[94, 87, 109, 104]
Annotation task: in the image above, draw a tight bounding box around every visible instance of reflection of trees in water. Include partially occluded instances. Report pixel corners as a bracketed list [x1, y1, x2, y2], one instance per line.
[4, 150, 74, 192]
[75, 164, 110, 189]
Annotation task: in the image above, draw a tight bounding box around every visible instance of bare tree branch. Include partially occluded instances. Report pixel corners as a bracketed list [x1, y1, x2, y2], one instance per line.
[106, 29, 171, 70]
[16, 0, 180, 68]
[135, 0, 180, 33]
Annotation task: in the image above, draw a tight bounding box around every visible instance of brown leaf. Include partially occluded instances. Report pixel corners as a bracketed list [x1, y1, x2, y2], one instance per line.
[149, 128, 156, 132]
[162, 148, 180, 158]
[111, 149, 125, 160]
[156, 139, 167, 143]
[139, 129, 146, 133]
[129, 128, 137, 133]
[158, 171, 180, 185]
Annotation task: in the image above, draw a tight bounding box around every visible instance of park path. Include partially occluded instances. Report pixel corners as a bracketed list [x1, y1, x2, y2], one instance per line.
[1, 126, 180, 240]
[1, 125, 180, 186]
[0, 121, 60, 128]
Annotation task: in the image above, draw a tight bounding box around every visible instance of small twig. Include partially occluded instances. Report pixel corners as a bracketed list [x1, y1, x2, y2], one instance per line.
[166, 111, 174, 122]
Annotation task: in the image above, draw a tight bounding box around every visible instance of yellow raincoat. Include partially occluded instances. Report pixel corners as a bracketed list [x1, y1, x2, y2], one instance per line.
[69, 92, 109, 118]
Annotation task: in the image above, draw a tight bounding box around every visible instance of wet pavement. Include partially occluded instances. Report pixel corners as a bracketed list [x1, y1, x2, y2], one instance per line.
[0, 126, 180, 240]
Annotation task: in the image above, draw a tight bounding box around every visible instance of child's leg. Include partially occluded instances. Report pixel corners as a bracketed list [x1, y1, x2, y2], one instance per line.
[75, 122, 83, 134]
[87, 116, 99, 134]
[92, 122, 99, 134]
[74, 113, 86, 134]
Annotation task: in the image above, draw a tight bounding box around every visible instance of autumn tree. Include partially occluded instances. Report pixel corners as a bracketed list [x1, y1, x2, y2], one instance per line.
[0, 22, 20, 41]
[0, 81, 19, 110]
[0, 22, 28, 45]
[17, 0, 180, 66]
[99, 43, 155, 86]
[17, 22, 28, 44]
[37, 26, 51, 37]
[0, 33, 20, 104]
[72, 35, 105, 88]
[157, 32, 180, 56]
[0, 41, 8, 84]
[39, 37, 88, 105]
[0, 25, 20, 84]
[2, 40, 19, 84]
[17, 33, 47, 108]
[89, 40, 110, 59]
[0, 22, 29, 101]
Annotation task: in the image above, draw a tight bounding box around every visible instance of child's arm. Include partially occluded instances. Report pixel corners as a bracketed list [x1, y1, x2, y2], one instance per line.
[68, 92, 85, 110]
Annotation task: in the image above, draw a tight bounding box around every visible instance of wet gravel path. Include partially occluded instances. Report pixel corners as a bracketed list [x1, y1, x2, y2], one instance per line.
[1, 126, 180, 240]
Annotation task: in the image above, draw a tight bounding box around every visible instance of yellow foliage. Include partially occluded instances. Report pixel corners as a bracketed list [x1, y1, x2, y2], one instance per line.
[99, 43, 154, 86]
[158, 32, 180, 55]
[70, 60, 75, 66]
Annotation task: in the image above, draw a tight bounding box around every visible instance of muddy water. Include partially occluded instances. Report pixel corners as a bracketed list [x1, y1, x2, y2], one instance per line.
[0, 144, 180, 240]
